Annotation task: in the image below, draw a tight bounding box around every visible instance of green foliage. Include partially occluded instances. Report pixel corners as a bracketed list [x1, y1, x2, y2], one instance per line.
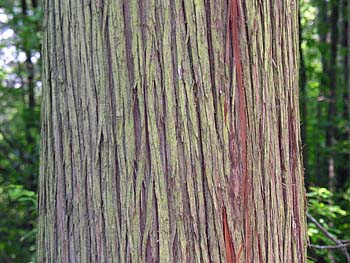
[0, 0, 42, 261]
[300, 0, 350, 261]
[307, 187, 350, 262]
[0, 183, 37, 262]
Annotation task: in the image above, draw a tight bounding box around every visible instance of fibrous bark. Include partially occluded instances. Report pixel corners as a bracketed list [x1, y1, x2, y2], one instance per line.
[37, 0, 307, 262]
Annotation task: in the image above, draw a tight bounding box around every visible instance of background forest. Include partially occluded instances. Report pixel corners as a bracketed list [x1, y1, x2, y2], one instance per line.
[0, 0, 349, 262]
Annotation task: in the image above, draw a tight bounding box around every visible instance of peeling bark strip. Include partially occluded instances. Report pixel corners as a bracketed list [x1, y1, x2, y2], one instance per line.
[37, 0, 307, 262]
[222, 207, 235, 263]
[225, 0, 250, 262]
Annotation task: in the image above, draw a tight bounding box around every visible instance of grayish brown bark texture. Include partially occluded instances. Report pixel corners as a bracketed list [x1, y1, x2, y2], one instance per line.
[37, 0, 307, 262]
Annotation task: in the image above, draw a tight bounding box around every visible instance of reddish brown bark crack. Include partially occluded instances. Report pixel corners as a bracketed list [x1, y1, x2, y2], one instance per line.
[222, 207, 236, 263]
[225, 0, 250, 261]
[222, 207, 244, 263]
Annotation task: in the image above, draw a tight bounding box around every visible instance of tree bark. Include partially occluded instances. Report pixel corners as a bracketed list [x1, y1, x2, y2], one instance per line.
[37, 0, 307, 262]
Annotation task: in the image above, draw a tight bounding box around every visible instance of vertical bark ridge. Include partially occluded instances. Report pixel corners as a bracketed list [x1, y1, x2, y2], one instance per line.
[38, 0, 306, 262]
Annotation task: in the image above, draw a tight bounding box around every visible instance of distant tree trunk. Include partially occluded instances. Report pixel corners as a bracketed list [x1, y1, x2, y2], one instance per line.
[316, 0, 330, 186]
[21, 0, 35, 111]
[340, 0, 350, 188]
[348, 0, 350, 185]
[327, 0, 339, 191]
[37, 0, 307, 262]
[299, 11, 308, 187]
[342, 0, 350, 187]
[21, 0, 37, 191]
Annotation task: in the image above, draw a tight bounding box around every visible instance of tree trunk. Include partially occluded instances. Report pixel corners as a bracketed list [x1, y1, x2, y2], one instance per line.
[37, 0, 307, 262]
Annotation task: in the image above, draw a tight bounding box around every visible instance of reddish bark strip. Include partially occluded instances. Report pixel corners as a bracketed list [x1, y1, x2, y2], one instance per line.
[222, 207, 236, 263]
[226, 0, 250, 261]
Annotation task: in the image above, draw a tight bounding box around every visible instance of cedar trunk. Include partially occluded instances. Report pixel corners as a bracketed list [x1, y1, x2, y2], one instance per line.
[37, 0, 307, 262]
